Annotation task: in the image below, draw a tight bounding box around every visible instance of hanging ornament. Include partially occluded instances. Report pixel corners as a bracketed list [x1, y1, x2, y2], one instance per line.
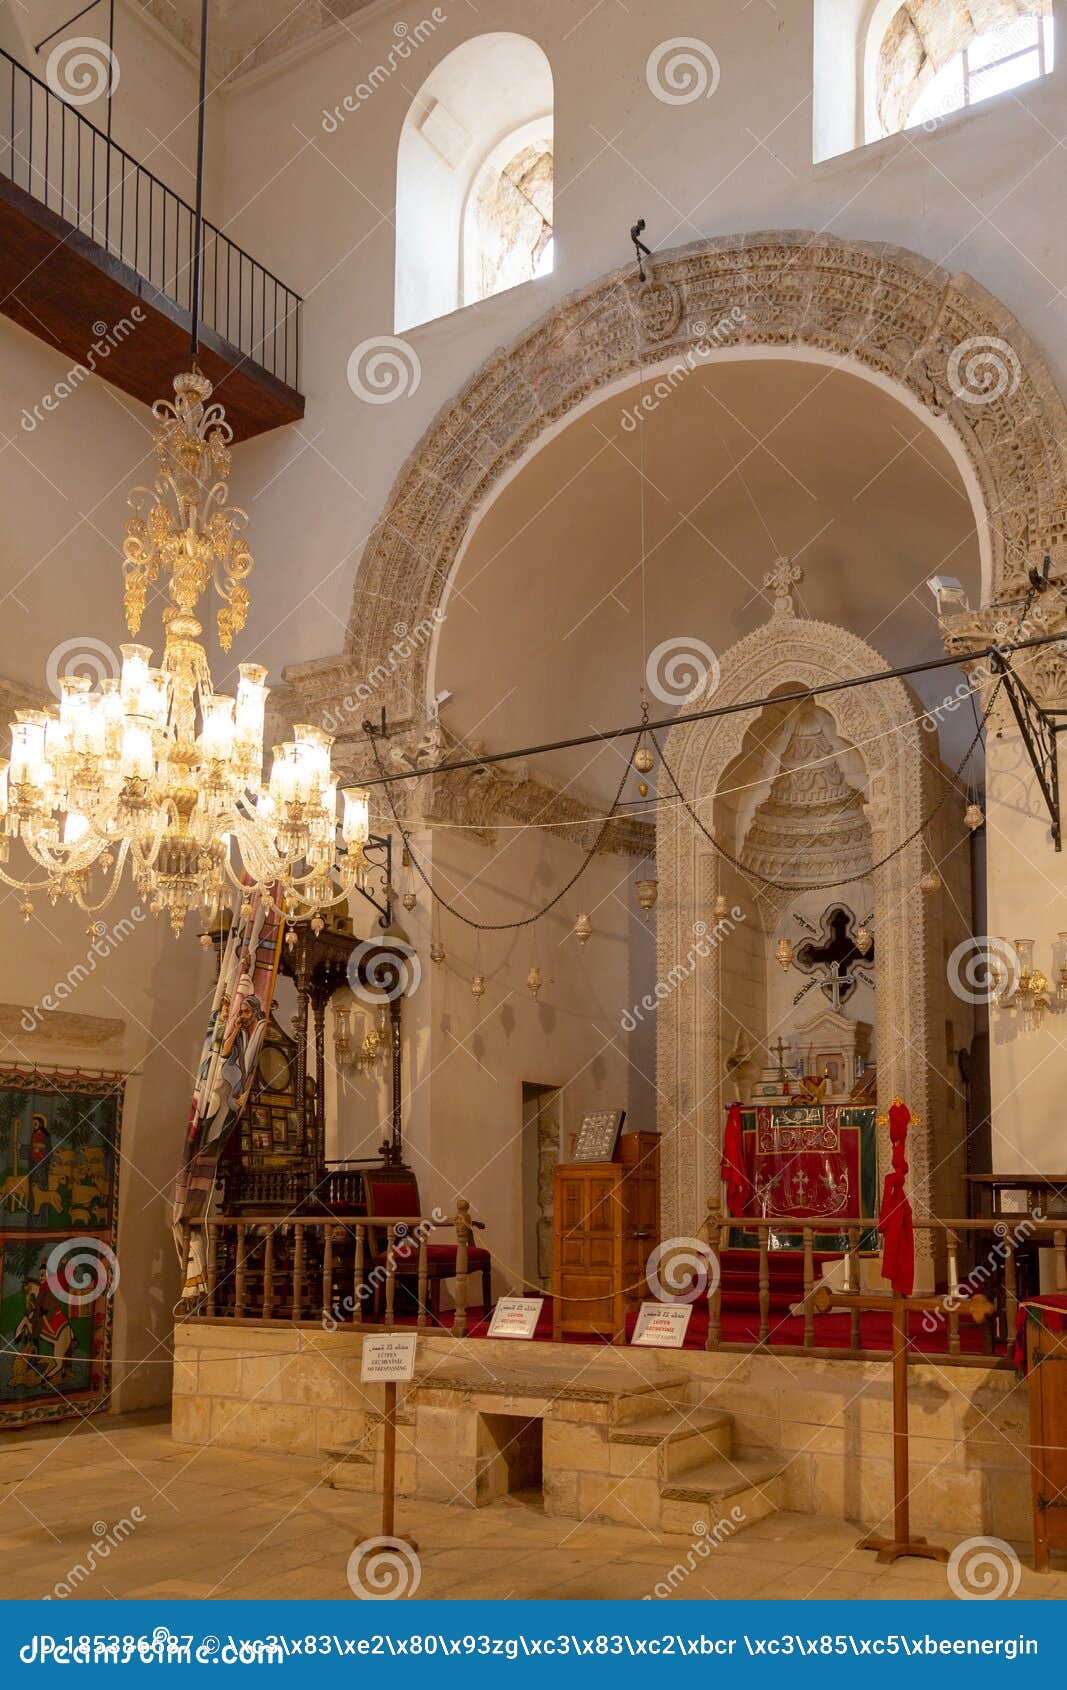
[199, 932, 213, 949]
[526, 965, 543, 999]
[634, 746, 654, 774]
[964, 801, 985, 831]
[635, 877, 659, 911]
[310, 912, 325, 936]
[286, 926, 297, 950]
[713, 894, 730, 919]
[430, 940, 446, 966]
[854, 925, 874, 957]
[775, 937, 794, 971]
[574, 913, 592, 945]
[402, 891, 417, 912]
[470, 973, 486, 1001]
[920, 869, 942, 895]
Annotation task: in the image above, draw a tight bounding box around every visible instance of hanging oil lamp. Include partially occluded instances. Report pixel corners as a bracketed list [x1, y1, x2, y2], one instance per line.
[574, 912, 592, 945]
[526, 965, 543, 999]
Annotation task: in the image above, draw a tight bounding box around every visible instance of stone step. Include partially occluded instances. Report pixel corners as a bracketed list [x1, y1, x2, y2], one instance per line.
[611, 1379, 692, 1424]
[320, 1442, 375, 1492]
[608, 1408, 732, 1477]
[659, 1454, 785, 1536]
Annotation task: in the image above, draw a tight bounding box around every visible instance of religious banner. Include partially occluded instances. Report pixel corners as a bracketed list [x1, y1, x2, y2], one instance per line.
[172, 884, 284, 1296]
[725, 1103, 877, 1251]
[0, 1065, 124, 1429]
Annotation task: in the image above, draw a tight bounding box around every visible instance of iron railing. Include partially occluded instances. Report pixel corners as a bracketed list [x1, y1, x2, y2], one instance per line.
[0, 46, 301, 390]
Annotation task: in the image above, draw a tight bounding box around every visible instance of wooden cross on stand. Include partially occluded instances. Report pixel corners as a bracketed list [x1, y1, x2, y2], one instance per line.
[811, 1282, 993, 1564]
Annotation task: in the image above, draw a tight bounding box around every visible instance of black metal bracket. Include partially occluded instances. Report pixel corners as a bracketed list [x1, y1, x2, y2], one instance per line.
[357, 831, 393, 929]
[989, 649, 1065, 851]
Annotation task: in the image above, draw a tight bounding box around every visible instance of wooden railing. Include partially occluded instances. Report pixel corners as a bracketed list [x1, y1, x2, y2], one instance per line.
[703, 1205, 1067, 1364]
[179, 1201, 485, 1337]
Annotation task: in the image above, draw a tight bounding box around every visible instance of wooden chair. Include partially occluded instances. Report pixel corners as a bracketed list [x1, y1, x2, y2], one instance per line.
[363, 1169, 492, 1324]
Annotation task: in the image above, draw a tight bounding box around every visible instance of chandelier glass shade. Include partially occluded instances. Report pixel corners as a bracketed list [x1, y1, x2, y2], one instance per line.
[0, 371, 371, 935]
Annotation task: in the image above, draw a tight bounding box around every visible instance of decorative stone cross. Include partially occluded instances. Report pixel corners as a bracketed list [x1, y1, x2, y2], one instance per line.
[763, 557, 802, 617]
[795, 907, 872, 1008]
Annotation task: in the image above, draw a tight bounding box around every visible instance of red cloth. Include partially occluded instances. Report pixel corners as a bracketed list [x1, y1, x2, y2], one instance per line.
[878, 1098, 914, 1296]
[721, 1102, 752, 1217]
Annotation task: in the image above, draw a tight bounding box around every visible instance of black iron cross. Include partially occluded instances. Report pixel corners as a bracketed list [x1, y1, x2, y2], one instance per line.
[794, 906, 873, 1009]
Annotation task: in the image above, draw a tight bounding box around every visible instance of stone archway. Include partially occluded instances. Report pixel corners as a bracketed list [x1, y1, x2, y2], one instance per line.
[654, 583, 965, 1247]
[314, 230, 1067, 733]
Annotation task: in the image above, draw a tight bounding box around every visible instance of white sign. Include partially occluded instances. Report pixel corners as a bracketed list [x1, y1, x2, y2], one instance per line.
[631, 1302, 693, 1348]
[487, 1297, 544, 1340]
[360, 1331, 418, 1383]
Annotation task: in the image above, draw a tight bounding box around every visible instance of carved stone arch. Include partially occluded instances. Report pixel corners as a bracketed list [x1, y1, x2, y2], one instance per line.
[655, 604, 942, 1247]
[331, 230, 1067, 728]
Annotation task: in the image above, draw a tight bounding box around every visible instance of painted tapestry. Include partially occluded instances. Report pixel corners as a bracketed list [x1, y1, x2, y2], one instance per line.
[0, 1067, 123, 1428]
[173, 884, 283, 1295]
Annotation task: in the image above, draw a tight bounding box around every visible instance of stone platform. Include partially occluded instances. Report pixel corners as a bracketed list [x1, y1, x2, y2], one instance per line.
[173, 1323, 1033, 1542]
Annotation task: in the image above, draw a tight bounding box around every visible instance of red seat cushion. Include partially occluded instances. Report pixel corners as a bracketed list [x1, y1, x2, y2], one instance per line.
[371, 1243, 490, 1269]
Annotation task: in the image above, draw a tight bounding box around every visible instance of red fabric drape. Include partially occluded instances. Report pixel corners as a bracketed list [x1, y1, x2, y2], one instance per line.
[878, 1097, 914, 1296]
[721, 1101, 752, 1217]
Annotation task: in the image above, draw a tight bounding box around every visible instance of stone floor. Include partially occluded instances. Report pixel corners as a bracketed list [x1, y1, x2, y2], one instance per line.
[1, 1411, 1064, 1602]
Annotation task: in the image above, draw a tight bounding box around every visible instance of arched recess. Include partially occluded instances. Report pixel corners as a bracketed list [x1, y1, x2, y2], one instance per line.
[334, 231, 1067, 732]
[655, 597, 949, 1245]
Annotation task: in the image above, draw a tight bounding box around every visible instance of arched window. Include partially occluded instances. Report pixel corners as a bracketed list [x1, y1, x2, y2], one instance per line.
[869, 1, 1054, 140]
[395, 34, 553, 333]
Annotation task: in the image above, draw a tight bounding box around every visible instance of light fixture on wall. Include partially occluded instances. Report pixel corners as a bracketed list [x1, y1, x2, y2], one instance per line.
[0, 1, 372, 937]
[1000, 937, 1050, 1032]
[335, 1002, 388, 1074]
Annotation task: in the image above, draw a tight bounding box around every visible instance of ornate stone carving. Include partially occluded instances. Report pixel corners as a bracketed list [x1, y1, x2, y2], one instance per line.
[656, 607, 942, 1250]
[337, 232, 1067, 732]
[0, 1003, 125, 1047]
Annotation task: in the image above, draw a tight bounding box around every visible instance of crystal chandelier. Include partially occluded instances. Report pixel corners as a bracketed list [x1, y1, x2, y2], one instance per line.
[0, 369, 371, 935]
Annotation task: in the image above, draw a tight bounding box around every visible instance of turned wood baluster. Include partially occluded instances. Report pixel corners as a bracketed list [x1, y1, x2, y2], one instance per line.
[1054, 1228, 1067, 1292]
[704, 1201, 722, 1351]
[758, 1227, 770, 1344]
[417, 1230, 429, 1331]
[384, 1226, 397, 1328]
[848, 1228, 861, 1353]
[353, 1223, 365, 1326]
[452, 1198, 474, 1339]
[947, 1228, 961, 1357]
[235, 1223, 247, 1318]
[206, 1222, 217, 1318]
[292, 1223, 305, 1320]
[262, 1227, 275, 1319]
[322, 1225, 334, 1324]
[803, 1226, 815, 1350]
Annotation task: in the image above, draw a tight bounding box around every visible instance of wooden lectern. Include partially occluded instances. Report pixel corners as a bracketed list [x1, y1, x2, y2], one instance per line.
[813, 1283, 992, 1564]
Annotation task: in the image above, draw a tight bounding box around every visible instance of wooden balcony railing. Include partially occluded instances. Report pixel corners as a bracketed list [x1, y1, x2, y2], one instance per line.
[703, 1205, 1067, 1365]
[179, 1204, 486, 1338]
